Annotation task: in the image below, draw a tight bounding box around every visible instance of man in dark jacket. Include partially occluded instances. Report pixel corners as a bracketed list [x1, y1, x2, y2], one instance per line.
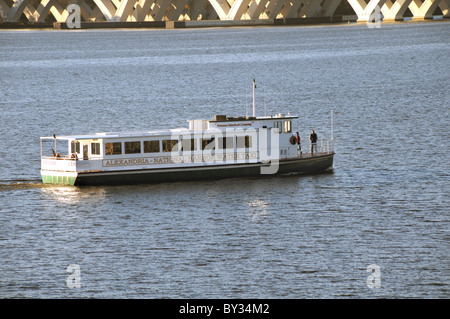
[310, 130, 318, 154]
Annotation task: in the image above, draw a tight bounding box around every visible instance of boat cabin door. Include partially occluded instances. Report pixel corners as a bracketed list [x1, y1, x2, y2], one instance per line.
[83, 145, 89, 160]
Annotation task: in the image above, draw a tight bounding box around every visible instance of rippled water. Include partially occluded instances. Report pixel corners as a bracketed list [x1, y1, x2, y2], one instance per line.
[0, 22, 449, 298]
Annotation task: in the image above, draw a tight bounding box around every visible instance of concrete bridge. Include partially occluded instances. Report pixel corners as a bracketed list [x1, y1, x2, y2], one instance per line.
[0, 0, 448, 24]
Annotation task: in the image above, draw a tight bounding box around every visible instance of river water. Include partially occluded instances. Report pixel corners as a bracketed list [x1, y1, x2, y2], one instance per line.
[0, 21, 448, 299]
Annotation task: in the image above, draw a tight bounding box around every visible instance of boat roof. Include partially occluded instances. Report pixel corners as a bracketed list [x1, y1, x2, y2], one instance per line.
[209, 114, 298, 122]
[41, 114, 298, 140]
[41, 129, 190, 140]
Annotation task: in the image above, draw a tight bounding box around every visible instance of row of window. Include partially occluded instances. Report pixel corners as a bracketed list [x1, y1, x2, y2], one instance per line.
[273, 120, 291, 133]
[101, 136, 252, 156]
[72, 141, 102, 155]
[70, 120, 292, 157]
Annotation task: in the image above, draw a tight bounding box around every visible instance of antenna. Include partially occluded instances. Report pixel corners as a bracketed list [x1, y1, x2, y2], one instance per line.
[331, 109, 334, 141]
[246, 84, 248, 117]
[252, 79, 256, 117]
[264, 84, 266, 116]
[331, 108, 334, 153]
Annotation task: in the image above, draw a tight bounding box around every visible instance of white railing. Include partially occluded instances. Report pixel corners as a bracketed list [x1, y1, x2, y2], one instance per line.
[41, 155, 76, 160]
[41, 157, 77, 172]
[297, 138, 334, 157]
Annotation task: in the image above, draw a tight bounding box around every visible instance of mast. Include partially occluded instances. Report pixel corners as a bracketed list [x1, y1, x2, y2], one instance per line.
[331, 109, 334, 152]
[252, 79, 256, 117]
[331, 109, 334, 141]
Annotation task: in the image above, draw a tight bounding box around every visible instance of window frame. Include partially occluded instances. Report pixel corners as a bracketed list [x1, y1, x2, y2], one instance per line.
[236, 135, 252, 149]
[274, 121, 282, 133]
[105, 142, 123, 156]
[201, 137, 216, 151]
[91, 142, 101, 155]
[71, 140, 80, 154]
[218, 136, 234, 150]
[143, 140, 160, 153]
[181, 137, 197, 152]
[284, 120, 292, 133]
[162, 139, 179, 152]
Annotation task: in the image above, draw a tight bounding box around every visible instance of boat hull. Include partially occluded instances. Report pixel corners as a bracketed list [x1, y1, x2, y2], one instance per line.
[41, 153, 334, 186]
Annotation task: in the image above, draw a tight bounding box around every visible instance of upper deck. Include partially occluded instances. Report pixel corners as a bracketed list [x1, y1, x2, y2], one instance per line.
[41, 113, 299, 141]
[189, 113, 298, 131]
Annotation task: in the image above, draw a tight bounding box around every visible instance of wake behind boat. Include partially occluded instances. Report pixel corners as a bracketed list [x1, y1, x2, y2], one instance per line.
[40, 81, 334, 186]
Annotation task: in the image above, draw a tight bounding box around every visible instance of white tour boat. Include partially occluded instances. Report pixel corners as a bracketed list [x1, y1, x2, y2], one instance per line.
[40, 81, 334, 186]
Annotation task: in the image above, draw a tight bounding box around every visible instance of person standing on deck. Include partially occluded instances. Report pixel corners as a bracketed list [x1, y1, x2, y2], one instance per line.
[310, 130, 318, 154]
[296, 132, 302, 155]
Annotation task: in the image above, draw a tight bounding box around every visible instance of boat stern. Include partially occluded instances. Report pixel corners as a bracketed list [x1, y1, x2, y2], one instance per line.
[40, 157, 78, 185]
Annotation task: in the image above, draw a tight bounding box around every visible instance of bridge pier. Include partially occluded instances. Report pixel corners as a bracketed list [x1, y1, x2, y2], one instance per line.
[132, 0, 154, 21]
[247, 0, 270, 19]
[0, 0, 448, 25]
[381, 0, 413, 21]
[440, 0, 450, 16]
[166, 0, 190, 21]
[347, 0, 387, 21]
[299, 0, 324, 18]
[114, 0, 135, 22]
[185, 0, 210, 20]
[322, 0, 343, 16]
[409, 0, 441, 19]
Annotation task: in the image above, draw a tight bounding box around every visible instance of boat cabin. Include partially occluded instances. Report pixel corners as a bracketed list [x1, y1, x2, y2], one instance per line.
[40, 113, 301, 167]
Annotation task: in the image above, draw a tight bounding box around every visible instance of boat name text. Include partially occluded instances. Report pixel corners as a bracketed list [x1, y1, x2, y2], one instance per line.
[102, 152, 258, 167]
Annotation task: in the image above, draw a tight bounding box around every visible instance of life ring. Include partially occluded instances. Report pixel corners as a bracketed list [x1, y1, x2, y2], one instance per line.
[289, 136, 297, 145]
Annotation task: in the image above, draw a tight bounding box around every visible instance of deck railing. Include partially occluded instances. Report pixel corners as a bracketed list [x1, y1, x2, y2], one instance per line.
[41, 155, 76, 160]
[40, 138, 335, 166]
[297, 138, 334, 157]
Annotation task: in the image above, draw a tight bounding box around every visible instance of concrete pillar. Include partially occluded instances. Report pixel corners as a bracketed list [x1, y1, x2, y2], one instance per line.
[347, 0, 387, 21]
[322, 0, 342, 16]
[227, 0, 252, 19]
[114, 0, 136, 21]
[205, 1, 219, 19]
[92, 0, 118, 21]
[0, 0, 7, 21]
[185, 0, 208, 19]
[247, 0, 269, 19]
[133, 0, 155, 21]
[32, 0, 55, 22]
[0, 1, 7, 21]
[265, 0, 287, 19]
[21, 2, 38, 22]
[280, 0, 303, 18]
[409, 0, 441, 19]
[299, 0, 323, 17]
[439, 0, 449, 16]
[208, 0, 231, 19]
[47, 1, 65, 22]
[7, 0, 32, 21]
[151, 0, 172, 20]
[381, 0, 412, 20]
[166, 0, 189, 20]
[82, 3, 106, 21]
